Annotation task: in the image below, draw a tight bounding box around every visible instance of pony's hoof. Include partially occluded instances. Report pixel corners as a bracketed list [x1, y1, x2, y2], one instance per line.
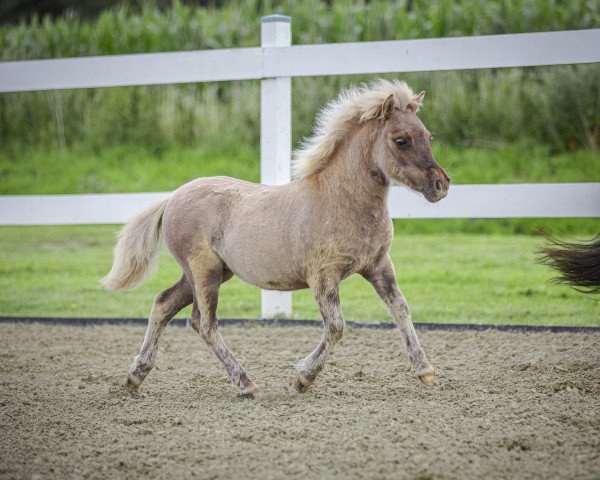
[125, 373, 142, 390]
[291, 373, 313, 393]
[239, 385, 259, 399]
[418, 371, 435, 385]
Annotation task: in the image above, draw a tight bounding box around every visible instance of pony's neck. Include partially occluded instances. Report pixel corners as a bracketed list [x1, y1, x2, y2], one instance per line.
[311, 122, 390, 216]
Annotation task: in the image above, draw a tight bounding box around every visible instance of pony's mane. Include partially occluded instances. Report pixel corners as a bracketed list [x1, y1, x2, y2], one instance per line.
[292, 79, 421, 178]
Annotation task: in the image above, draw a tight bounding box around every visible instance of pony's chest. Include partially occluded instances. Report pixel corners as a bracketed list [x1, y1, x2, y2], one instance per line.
[308, 221, 392, 277]
[347, 232, 390, 269]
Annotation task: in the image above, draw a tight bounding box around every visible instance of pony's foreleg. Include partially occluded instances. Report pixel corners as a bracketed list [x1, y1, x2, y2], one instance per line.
[292, 278, 344, 392]
[188, 254, 258, 398]
[362, 255, 435, 385]
[127, 274, 193, 389]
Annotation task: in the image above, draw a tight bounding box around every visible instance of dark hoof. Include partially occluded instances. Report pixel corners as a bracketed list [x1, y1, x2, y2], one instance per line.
[125, 373, 142, 390]
[239, 385, 259, 399]
[291, 373, 313, 393]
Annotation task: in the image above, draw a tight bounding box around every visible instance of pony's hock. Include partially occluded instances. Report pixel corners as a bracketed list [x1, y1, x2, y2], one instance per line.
[103, 80, 447, 396]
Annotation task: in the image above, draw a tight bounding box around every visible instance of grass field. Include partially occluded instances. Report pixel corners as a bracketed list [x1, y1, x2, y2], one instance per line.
[3, 143, 600, 195]
[0, 225, 598, 326]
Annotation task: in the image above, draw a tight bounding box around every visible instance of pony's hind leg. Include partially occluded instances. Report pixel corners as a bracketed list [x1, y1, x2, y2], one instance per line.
[188, 251, 258, 397]
[190, 268, 233, 334]
[362, 255, 435, 385]
[292, 277, 344, 392]
[127, 274, 193, 389]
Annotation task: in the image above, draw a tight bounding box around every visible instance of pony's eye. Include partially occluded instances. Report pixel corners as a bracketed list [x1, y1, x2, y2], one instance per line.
[395, 138, 407, 147]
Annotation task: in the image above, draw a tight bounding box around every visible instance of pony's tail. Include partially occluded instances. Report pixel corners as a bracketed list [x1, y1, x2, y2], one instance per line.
[101, 199, 169, 292]
[537, 231, 600, 294]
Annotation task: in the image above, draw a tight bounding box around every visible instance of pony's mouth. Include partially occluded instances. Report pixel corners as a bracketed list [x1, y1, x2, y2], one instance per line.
[421, 187, 448, 203]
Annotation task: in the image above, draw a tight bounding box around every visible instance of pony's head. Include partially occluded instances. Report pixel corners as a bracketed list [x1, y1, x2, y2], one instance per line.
[293, 79, 450, 203]
[373, 89, 450, 202]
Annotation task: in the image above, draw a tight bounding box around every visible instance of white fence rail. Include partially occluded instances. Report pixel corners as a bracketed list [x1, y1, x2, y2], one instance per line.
[1, 16, 599, 317]
[2, 29, 600, 92]
[2, 184, 600, 226]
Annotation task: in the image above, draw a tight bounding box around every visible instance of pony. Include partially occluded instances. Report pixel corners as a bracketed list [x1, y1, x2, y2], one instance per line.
[102, 79, 450, 397]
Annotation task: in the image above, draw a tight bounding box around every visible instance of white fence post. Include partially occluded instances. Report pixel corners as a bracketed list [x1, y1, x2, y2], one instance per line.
[260, 14, 293, 319]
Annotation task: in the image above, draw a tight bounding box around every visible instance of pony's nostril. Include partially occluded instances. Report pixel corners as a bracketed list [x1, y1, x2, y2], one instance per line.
[435, 179, 443, 191]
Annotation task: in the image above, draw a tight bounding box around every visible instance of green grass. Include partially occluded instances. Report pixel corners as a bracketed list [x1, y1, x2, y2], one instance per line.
[0, 226, 598, 326]
[0, 144, 260, 194]
[2, 143, 599, 195]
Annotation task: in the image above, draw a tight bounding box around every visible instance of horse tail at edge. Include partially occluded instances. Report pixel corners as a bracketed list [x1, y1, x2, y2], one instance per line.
[101, 198, 169, 291]
[537, 232, 600, 294]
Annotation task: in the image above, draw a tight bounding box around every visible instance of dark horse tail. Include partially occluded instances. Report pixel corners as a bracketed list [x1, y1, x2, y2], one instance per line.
[537, 232, 600, 294]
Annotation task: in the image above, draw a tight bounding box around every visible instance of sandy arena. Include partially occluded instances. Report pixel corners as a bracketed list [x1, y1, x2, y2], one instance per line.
[0, 322, 599, 479]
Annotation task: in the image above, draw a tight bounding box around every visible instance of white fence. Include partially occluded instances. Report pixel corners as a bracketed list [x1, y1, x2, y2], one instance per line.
[1, 16, 599, 318]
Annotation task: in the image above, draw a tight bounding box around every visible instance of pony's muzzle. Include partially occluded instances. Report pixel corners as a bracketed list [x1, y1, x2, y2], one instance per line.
[424, 167, 450, 202]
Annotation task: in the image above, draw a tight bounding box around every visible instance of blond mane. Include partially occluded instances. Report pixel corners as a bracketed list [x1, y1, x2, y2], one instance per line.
[292, 79, 422, 178]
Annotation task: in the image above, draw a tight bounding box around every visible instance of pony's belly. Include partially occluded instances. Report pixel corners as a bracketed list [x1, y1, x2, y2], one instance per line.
[218, 221, 308, 290]
[228, 265, 308, 291]
[219, 244, 307, 290]
[256, 278, 308, 291]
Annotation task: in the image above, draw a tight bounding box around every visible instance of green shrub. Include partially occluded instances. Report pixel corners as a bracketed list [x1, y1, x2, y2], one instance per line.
[1, 0, 599, 152]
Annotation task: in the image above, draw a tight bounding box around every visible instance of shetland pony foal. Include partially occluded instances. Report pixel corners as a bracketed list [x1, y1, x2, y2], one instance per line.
[103, 80, 450, 397]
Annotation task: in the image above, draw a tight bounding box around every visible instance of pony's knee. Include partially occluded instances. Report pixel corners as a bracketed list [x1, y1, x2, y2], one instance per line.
[328, 318, 344, 344]
[393, 295, 410, 319]
[200, 330, 214, 346]
[377, 276, 401, 303]
[191, 315, 201, 334]
[198, 320, 217, 346]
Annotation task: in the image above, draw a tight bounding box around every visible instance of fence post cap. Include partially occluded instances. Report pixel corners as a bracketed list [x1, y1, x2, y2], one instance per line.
[261, 14, 291, 23]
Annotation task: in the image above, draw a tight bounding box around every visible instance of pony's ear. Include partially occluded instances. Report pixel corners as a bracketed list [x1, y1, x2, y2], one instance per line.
[407, 91, 425, 113]
[379, 94, 396, 120]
